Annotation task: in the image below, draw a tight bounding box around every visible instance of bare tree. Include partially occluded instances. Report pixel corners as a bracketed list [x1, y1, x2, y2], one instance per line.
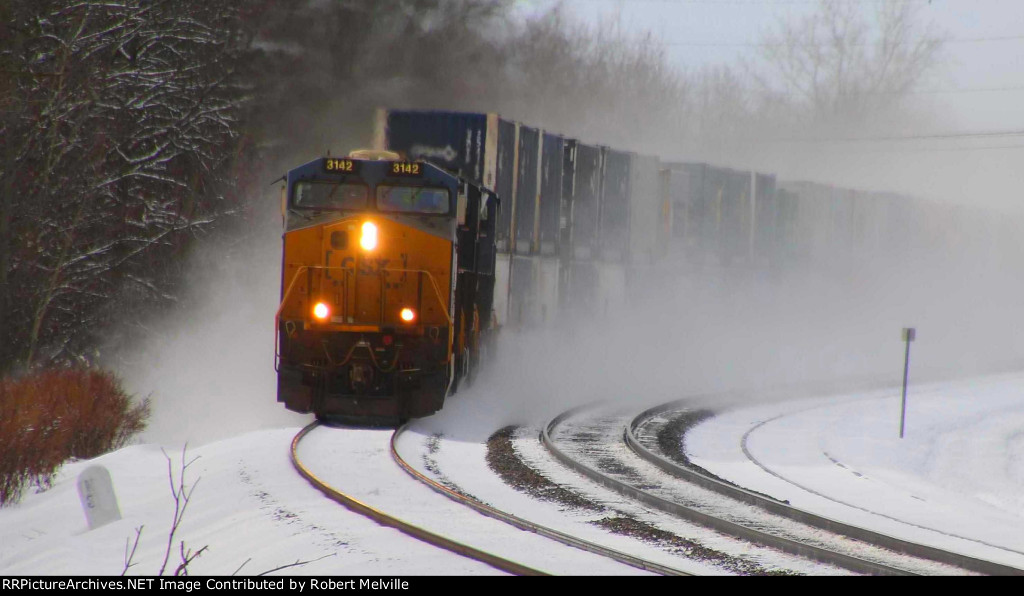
[249, 0, 512, 154]
[477, 6, 689, 153]
[0, 0, 704, 374]
[752, 0, 944, 127]
[0, 0, 257, 371]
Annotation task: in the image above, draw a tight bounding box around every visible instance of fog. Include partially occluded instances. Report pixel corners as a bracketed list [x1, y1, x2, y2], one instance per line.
[115, 201, 1024, 446]
[533, 0, 1024, 213]
[107, 0, 1024, 445]
[109, 212, 301, 445]
[450, 240, 1024, 432]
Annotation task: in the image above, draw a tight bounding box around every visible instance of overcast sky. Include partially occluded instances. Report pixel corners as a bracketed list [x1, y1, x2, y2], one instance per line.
[517, 0, 1024, 129]
[514, 0, 1024, 209]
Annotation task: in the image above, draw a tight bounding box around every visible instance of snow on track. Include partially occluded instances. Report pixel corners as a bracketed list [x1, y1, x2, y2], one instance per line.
[298, 424, 648, 575]
[685, 373, 1024, 571]
[0, 429, 486, 575]
[396, 420, 717, 575]
[550, 407, 970, 575]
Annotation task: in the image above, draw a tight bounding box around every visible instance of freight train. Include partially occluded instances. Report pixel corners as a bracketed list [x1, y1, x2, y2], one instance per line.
[275, 149, 498, 421]
[276, 109, 1013, 422]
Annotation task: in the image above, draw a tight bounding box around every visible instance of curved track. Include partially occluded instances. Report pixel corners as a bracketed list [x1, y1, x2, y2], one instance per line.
[541, 404, 1012, 576]
[630, 401, 1024, 576]
[291, 421, 689, 576]
[739, 404, 1024, 560]
[290, 422, 542, 576]
[389, 423, 691, 575]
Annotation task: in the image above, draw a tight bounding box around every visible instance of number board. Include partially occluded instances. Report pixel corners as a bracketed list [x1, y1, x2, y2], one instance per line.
[323, 158, 358, 174]
[388, 161, 423, 177]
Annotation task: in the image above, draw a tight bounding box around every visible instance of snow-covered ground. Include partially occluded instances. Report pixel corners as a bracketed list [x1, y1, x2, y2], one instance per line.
[685, 372, 1024, 570]
[2, 372, 1023, 575]
[0, 428, 491, 576]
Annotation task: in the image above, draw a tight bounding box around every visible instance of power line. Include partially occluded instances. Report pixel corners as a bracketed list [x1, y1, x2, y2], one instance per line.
[910, 85, 1024, 95]
[572, 0, 935, 4]
[801, 142, 1024, 153]
[807, 85, 1024, 96]
[839, 85, 1024, 96]
[768, 128, 1024, 143]
[659, 34, 1024, 47]
[875, 143, 1024, 153]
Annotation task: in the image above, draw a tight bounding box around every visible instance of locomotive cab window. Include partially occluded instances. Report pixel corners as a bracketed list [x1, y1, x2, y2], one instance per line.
[376, 186, 450, 215]
[294, 181, 368, 210]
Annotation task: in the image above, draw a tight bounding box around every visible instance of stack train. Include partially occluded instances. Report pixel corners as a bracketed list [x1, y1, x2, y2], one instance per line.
[276, 109, 1019, 423]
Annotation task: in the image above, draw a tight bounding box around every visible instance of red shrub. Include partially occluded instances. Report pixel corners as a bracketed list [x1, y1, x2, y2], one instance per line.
[0, 368, 150, 506]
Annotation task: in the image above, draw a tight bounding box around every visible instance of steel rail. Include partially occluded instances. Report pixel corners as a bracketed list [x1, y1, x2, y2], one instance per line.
[542, 406, 916, 576]
[389, 423, 691, 576]
[628, 401, 1024, 576]
[289, 422, 544, 576]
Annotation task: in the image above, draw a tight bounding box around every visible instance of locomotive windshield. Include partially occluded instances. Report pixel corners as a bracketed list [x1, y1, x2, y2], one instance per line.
[376, 186, 450, 215]
[294, 181, 368, 210]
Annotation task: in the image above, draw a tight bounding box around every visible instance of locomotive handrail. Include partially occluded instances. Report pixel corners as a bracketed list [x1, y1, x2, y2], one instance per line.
[274, 264, 452, 370]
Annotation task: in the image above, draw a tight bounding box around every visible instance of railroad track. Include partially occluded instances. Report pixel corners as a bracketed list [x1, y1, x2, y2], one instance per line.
[290, 421, 687, 576]
[291, 422, 541, 575]
[629, 400, 1024, 576]
[541, 403, 1020, 576]
[390, 422, 693, 575]
[290, 393, 1024, 575]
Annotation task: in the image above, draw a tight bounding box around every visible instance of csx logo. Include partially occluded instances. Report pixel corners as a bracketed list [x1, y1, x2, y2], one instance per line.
[340, 256, 407, 278]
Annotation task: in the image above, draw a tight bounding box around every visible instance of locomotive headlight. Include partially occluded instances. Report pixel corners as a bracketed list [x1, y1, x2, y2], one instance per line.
[360, 221, 378, 251]
[313, 302, 330, 321]
[400, 308, 416, 323]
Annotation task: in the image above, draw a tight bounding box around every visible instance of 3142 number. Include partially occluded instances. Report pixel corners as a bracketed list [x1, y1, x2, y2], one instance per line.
[324, 158, 355, 173]
[390, 162, 421, 176]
